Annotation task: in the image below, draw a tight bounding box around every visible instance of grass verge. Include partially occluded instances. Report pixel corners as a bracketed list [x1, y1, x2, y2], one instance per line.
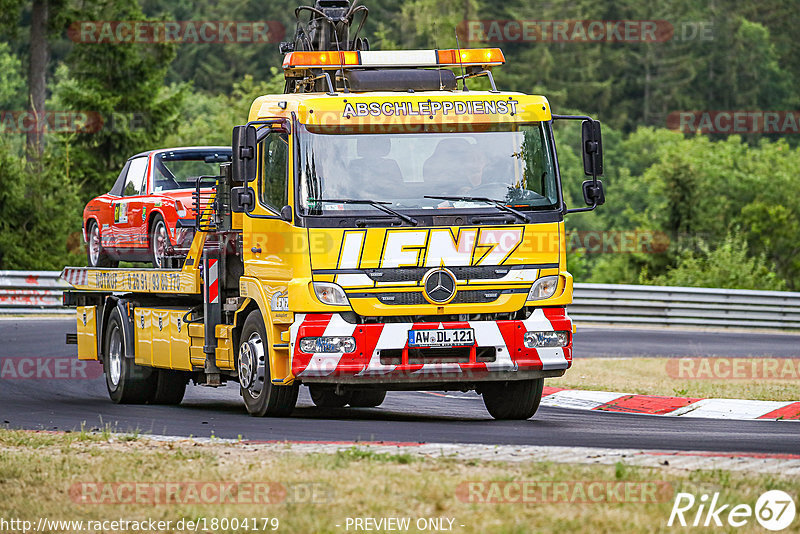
[551, 357, 800, 401]
[0, 430, 798, 533]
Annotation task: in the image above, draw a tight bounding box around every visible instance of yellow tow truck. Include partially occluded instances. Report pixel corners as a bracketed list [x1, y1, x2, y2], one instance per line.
[64, 0, 605, 419]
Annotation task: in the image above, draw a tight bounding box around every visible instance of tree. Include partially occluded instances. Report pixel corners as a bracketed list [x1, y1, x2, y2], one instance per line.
[0, 42, 25, 112]
[647, 232, 786, 290]
[141, 0, 302, 93]
[26, 0, 48, 160]
[161, 71, 285, 147]
[52, 0, 186, 197]
[0, 0, 69, 160]
[0, 139, 83, 268]
[741, 202, 800, 290]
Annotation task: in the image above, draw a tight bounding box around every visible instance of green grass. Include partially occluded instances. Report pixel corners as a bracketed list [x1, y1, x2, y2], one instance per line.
[0, 430, 798, 533]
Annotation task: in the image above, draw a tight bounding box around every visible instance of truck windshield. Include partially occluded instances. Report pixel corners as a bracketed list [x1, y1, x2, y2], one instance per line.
[296, 122, 558, 214]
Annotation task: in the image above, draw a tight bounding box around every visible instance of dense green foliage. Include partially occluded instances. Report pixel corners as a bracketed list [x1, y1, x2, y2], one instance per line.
[52, 0, 186, 196]
[0, 141, 83, 268]
[0, 0, 798, 290]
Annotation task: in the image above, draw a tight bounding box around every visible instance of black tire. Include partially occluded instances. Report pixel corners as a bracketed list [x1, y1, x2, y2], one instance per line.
[103, 307, 155, 404]
[149, 215, 170, 268]
[348, 390, 386, 408]
[239, 311, 298, 417]
[481, 378, 545, 420]
[86, 220, 118, 268]
[150, 369, 187, 405]
[309, 386, 352, 408]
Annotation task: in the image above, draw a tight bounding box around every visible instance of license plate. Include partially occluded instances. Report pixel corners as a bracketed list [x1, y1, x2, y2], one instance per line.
[408, 328, 475, 348]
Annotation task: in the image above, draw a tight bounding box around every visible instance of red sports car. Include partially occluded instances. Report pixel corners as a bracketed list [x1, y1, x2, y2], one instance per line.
[83, 146, 232, 268]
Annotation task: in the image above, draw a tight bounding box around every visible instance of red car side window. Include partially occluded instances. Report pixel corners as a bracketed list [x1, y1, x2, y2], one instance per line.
[123, 157, 148, 196]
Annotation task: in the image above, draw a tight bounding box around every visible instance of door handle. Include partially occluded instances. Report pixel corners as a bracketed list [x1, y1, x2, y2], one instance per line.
[251, 246, 262, 254]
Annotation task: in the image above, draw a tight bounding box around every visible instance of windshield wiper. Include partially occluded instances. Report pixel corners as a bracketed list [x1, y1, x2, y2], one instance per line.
[424, 195, 530, 223]
[309, 198, 418, 226]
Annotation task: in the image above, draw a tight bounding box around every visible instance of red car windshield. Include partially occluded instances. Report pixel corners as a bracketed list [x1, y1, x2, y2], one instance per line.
[152, 149, 232, 191]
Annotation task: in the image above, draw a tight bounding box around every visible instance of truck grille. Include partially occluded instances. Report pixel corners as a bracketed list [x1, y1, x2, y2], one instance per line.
[364, 265, 522, 283]
[379, 347, 496, 365]
[366, 288, 526, 305]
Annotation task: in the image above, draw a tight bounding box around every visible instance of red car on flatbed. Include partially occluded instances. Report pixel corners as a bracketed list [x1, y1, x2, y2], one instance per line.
[83, 146, 232, 268]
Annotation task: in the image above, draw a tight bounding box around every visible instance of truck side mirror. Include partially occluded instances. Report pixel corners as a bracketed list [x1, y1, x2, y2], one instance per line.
[581, 119, 603, 177]
[232, 125, 257, 183]
[581, 180, 605, 206]
[280, 205, 293, 222]
[230, 186, 255, 213]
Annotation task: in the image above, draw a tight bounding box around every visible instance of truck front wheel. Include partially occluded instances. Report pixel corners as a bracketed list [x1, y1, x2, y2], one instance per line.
[238, 311, 298, 417]
[349, 390, 387, 408]
[309, 386, 352, 408]
[480, 378, 544, 420]
[103, 307, 155, 404]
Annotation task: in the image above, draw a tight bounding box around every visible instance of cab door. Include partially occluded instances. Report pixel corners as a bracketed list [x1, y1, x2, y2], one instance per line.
[243, 127, 294, 281]
[241, 125, 310, 327]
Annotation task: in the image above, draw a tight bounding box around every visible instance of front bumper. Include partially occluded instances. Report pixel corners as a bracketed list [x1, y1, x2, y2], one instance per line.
[289, 308, 572, 385]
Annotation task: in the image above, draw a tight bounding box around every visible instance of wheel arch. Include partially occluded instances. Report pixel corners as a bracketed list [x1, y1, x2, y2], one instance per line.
[230, 298, 259, 370]
[235, 279, 293, 384]
[147, 209, 174, 247]
[99, 296, 136, 361]
[233, 299, 260, 332]
[85, 216, 101, 242]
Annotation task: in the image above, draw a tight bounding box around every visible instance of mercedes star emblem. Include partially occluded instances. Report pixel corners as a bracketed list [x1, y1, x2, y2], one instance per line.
[423, 268, 457, 304]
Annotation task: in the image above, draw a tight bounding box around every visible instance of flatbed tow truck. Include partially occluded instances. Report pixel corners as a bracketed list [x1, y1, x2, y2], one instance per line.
[63, 0, 605, 419]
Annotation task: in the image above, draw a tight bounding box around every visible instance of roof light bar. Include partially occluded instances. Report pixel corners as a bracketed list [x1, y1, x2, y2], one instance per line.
[437, 48, 505, 66]
[283, 48, 505, 69]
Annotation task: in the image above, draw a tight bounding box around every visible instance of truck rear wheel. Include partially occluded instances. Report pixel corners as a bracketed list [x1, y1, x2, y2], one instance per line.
[349, 390, 386, 408]
[481, 378, 544, 420]
[103, 307, 155, 404]
[238, 310, 298, 417]
[309, 386, 352, 408]
[150, 370, 187, 405]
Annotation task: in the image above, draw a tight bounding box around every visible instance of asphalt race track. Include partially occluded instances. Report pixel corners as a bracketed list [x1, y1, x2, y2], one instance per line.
[575, 326, 800, 358]
[5, 318, 799, 360]
[1, 318, 798, 454]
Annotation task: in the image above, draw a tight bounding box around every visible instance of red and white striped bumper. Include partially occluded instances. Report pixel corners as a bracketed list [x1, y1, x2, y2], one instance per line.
[289, 308, 572, 384]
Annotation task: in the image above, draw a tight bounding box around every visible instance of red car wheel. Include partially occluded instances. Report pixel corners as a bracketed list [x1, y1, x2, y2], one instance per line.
[149, 215, 170, 268]
[86, 220, 118, 267]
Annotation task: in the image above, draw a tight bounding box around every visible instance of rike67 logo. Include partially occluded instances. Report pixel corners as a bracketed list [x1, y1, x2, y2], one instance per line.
[668, 490, 796, 531]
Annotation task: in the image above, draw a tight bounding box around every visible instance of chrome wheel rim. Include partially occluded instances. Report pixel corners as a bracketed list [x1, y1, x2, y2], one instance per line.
[108, 324, 122, 387]
[152, 221, 168, 268]
[89, 225, 100, 266]
[238, 331, 266, 398]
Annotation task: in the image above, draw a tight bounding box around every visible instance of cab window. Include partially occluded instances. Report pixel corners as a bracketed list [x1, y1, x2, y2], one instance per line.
[258, 132, 289, 210]
[123, 157, 148, 196]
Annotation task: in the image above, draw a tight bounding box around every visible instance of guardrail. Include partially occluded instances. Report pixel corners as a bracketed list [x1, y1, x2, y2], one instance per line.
[570, 283, 800, 329]
[0, 270, 71, 315]
[2, 271, 800, 329]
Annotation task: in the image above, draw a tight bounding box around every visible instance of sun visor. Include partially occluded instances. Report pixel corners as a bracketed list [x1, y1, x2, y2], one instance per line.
[341, 69, 457, 92]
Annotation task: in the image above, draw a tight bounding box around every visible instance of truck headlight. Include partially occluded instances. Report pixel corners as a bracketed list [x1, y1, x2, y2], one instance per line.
[523, 331, 570, 348]
[313, 282, 350, 306]
[527, 276, 559, 300]
[299, 336, 356, 353]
